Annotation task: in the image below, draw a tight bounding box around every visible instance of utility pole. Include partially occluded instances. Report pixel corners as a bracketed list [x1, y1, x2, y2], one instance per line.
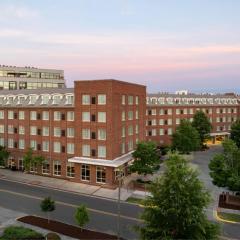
[116, 166, 125, 240]
[117, 174, 121, 240]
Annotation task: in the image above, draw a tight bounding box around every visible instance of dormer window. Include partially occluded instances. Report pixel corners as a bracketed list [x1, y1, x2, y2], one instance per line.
[41, 95, 50, 105]
[29, 95, 38, 105]
[17, 95, 26, 105]
[65, 95, 74, 105]
[0, 97, 4, 104]
[7, 96, 14, 104]
[52, 95, 61, 104]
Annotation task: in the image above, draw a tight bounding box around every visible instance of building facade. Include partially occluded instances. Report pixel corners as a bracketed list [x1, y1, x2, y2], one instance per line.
[0, 80, 146, 188]
[0, 79, 239, 188]
[146, 93, 239, 145]
[0, 65, 65, 90]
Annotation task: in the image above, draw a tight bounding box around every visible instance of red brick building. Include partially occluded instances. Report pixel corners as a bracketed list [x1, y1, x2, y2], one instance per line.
[0, 80, 146, 188]
[0, 79, 239, 188]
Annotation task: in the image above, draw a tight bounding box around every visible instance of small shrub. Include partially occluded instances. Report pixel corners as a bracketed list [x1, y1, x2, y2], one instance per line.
[0, 226, 44, 240]
[75, 204, 89, 231]
[45, 232, 61, 240]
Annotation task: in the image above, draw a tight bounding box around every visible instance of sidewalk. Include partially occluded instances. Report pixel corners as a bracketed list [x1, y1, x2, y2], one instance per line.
[0, 207, 77, 240]
[0, 168, 133, 201]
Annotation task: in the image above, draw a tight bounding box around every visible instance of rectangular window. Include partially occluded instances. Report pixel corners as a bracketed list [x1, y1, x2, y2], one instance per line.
[67, 163, 75, 178]
[176, 109, 180, 115]
[67, 143, 75, 154]
[42, 127, 49, 136]
[128, 140, 133, 151]
[168, 128, 172, 135]
[135, 110, 139, 120]
[67, 128, 75, 138]
[30, 111, 37, 120]
[8, 125, 14, 134]
[0, 125, 4, 133]
[67, 111, 74, 121]
[122, 126, 125, 137]
[98, 129, 106, 140]
[19, 111, 25, 120]
[98, 94, 106, 105]
[136, 96, 139, 105]
[82, 129, 90, 139]
[121, 142, 125, 154]
[53, 142, 61, 153]
[30, 140, 37, 150]
[121, 111, 125, 121]
[42, 111, 49, 120]
[8, 138, 13, 148]
[42, 161, 50, 174]
[128, 125, 133, 136]
[53, 160, 61, 176]
[82, 94, 90, 105]
[30, 126, 37, 135]
[122, 95, 126, 105]
[8, 111, 14, 119]
[96, 166, 106, 183]
[0, 110, 4, 119]
[18, 126, 24, 135]
[98, 112, 106, 123]
[82, 145, 90, 157]
[19, 139, 25, 149]
[128, 96, 133, 105]
[128, 111, 133, 120]
[98, 146, 106, 158]
[159, 129, 164, 136]
[54, 111, 61, 121]
[42, 141, 49, 152]
[159, 109, 164, 115]
[54, 127, 61, 137]
[135, 124, 139, 134]
[81, 164, 90, 181]
[82, 112, 90, 122]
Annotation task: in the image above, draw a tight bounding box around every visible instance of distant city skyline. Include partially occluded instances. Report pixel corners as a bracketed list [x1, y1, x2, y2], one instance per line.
[0, 0, 239, 93]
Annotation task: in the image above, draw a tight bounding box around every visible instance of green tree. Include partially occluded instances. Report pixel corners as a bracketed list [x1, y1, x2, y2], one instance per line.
[209, 139, 240, 191]
[172, 119, 200, 154]
[129, 141, 160, 176]
[192, 110, 212, 148]
[40, 197, 55, 224]
[75, 205, 89, 231]
[0, 145, 10, 167]
[23, 148, 45, 173]
[33, 155, 45, 172]
[139, 153, 220, 240]
[230, 119, 240, 148]
[23, 148, 33, 172]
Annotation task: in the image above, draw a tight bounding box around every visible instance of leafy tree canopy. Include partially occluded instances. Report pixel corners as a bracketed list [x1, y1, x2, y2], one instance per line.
[230, 119, 240, 148]
[192, 111, 212, 147]
[129, 141, 160, 176]
[209, 139, 240, 191]
[139, 153, 220, 240]
[172, 119, 200, 154]
[75, 205, 89, 230]
[0, 145, 10, 167]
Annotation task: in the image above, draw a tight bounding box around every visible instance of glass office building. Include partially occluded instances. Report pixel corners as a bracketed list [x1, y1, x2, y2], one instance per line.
[0, 65, 65, 90]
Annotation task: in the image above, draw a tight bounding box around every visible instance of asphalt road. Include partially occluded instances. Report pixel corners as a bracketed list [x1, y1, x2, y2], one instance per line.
[0, 178, 143, 239]
[191, 145, 240, 240]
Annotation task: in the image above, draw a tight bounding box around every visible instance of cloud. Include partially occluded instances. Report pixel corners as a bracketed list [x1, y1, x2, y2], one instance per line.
[0, 4, 39, 20]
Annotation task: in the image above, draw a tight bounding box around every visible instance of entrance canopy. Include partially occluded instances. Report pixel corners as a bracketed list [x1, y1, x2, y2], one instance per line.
[68, 151, 133, 168]
[210, 132, 230, 137]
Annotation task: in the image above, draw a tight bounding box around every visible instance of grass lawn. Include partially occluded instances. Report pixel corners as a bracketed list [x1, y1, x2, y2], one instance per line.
[218, 212, 240, 222]
[126, 197, 144, 205]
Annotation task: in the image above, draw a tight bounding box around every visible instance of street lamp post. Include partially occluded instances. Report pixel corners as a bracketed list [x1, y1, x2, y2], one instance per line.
[116, 166, 126, 240]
